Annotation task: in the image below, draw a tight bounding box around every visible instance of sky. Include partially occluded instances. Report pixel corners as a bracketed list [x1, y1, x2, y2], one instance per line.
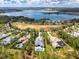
[0, 0, 79, 7]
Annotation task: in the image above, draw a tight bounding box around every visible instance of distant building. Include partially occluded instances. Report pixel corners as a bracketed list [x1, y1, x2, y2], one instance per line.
[5, 22, 11, 31]
[71, 32, 79, 37]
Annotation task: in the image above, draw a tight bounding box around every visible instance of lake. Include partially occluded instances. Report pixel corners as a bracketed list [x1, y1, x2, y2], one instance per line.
[0, 10, 79, 20]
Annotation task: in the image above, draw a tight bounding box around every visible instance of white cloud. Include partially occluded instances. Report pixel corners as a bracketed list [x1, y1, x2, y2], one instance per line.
[0, 0, 79, 7]
[0, 0, 4, 4]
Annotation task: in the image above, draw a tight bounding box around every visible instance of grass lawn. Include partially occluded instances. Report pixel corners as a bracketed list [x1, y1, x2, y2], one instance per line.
[0, 46, 22, 59]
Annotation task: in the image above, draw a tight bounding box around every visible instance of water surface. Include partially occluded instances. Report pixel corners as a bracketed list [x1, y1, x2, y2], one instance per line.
[0, 10, 79, 20]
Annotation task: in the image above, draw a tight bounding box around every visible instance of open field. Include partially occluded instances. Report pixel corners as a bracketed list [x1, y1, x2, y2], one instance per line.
[12, 22, 62, 31]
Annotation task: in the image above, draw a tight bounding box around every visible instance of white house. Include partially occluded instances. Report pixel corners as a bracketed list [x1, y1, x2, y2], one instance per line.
[1, 36, 13, 45]
[0, 33, 9, 39]
[49, 37, 64, 48]
[35, 34, 44, 52]
[35, 36, 44, 47]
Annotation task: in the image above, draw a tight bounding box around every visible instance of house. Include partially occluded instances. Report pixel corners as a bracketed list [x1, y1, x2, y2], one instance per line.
[50, 37, 64, 48]
[5, 22, 11, 31]
[35, 36, 44, 47]
[35, 36, 44, 51]
[0, 33, 9, 39]
[18, 36, 28, 44]
[1, 36, 14, 45]
[71, 32, 79, 37]
[18, 34, 30, 44]
[15, 34, 30, 48]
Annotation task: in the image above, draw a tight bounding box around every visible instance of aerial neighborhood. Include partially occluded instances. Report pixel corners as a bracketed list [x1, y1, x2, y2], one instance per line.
[0, 12, 79, 59]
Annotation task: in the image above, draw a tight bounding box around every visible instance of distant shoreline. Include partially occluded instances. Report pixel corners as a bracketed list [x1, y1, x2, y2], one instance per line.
[42, 12, 79, 16]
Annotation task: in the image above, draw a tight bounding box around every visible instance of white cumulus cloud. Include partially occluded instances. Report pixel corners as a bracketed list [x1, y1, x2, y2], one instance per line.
[0, 0, 79, 7]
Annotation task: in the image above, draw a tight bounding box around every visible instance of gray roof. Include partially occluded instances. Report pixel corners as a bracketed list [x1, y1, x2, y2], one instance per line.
[1, 37, 12, 45]
[0, 33, 8, 39]
[1, 37, 15, 45]
[35, 36, 44, 47]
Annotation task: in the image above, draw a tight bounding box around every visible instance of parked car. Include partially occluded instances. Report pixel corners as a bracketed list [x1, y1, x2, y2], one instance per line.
[15, 43, 23, 48]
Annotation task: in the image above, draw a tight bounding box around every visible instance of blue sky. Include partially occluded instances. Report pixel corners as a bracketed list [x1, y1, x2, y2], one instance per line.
[0, 0, 79, 7]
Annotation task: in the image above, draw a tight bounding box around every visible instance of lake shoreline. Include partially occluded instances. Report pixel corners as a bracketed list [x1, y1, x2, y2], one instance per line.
[0, 10, 79, 20]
